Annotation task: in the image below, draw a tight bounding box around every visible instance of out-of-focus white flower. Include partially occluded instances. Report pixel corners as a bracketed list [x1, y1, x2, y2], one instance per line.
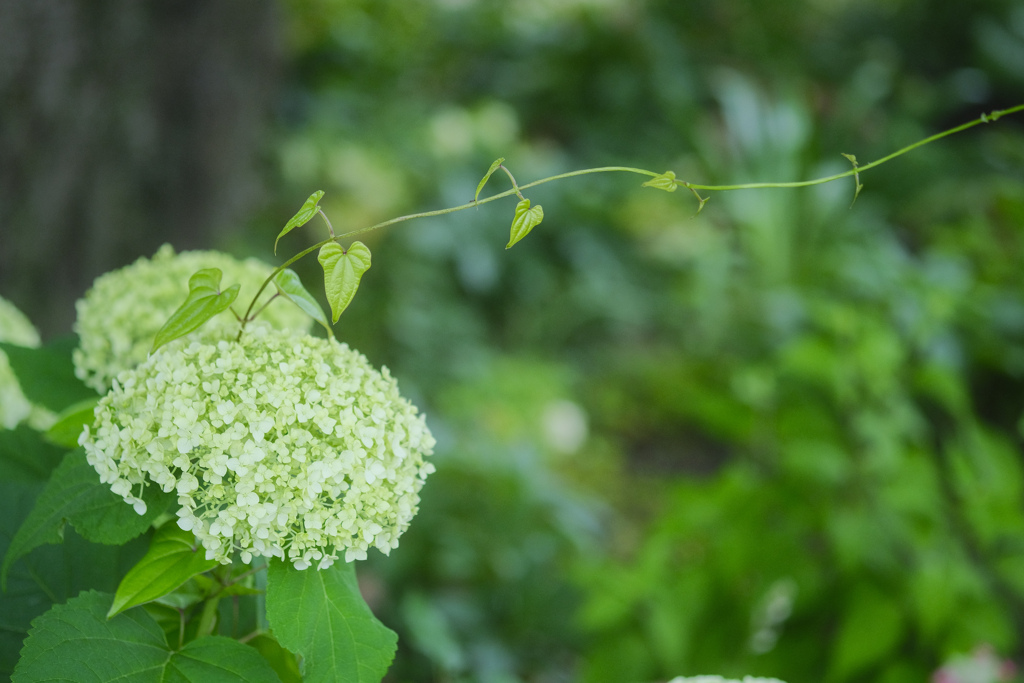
[80, 325, 436, 570]
[0, 296, 54, 429]
[667, 677, 788, 683]
[73, 244, 310, 392]
[932, 645, 1016, 683]
[541, 399, 588, 454]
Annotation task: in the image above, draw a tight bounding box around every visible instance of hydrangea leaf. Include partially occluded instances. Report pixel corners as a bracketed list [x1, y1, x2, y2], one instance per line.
[0, 479, 151, 678]
[13, 591, 281, 683]
[0, 424, 66, 483]
[108, 524, 220, 618]
[152, 268, 241, 353]
[1, 449, 172, 589]
[275, 190, 325, 255]
[266, 558, 397, 683]
[474, 157, 505, 202]
[273, 268, 332, 336]
[641, 170, 678, 192]
[506, 198, 544, 249]
[0, 337, 97, 411]
[44, 397, 100, 449]
[247, 633, 303, 683]
[318, 241, 372, 323]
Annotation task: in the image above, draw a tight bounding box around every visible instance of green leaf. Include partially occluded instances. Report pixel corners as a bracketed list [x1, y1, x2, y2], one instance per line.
[273, 268, 332, 336]
[45, 397, 100, 449]
[318, 241, 372, 323]
[1, 449, 173, 589]
[841, 153, 865, 205]
[474, 157, 505, 202]
[108, 524, 220, 617]
[641, 170, 678, 192]
[168, 636, 286, 682]
[0, 479, 150, 679]
[152, 268, 241, 353]
[0, 336, 98, 412]
[248, 634, 303, 683]
[506, 198, 544, 249]
[13, 591, 281, 683]
[0, 424, 66, 483]
[829, 583, 904, 680]
[275, 190, 325, 255]
[266, 558, 397, 683]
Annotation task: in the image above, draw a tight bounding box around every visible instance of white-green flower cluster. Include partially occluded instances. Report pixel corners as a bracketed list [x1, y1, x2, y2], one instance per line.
[0, 296, 50, 429]
[80, 325, 436, 569]
[73, 244, 310, 392]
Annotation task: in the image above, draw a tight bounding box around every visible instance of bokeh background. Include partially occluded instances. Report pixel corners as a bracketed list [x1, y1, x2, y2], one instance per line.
[3, 0, 1024, 681]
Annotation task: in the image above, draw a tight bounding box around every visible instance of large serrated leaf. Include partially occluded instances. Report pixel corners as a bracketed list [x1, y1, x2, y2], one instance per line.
[0, 336, 98, 412]
[275, 190, 325, 254]
[273, 268, 332, 336]
[0, 480, 150, 679]
[152, 268, 241, 353]
[474, 157, 505, 202]
[12, 591, 281, 683]
[1, 449, 173, 589]
[318, 241, 372, 324]
[266, 558, 397, 683]
[108, 524, 220, 617]
[506, 198, 544, 249]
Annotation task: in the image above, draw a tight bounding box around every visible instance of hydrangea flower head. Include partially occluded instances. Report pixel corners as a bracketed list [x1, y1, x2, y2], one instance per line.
[73, 244, 310, 392]
[0, 296, 53, 429]
[80, 325, 435, 569]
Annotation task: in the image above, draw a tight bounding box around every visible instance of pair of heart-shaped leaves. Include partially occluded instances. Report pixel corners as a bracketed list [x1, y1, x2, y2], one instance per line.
[275, 190, 372, 324]
[474, 159, 546, 249]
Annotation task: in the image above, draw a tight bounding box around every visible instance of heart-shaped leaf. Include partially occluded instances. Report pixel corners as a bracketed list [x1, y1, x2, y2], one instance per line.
[506, 198, 544, 249]
[318, 241, 372, 323]
[474, 158, 505, 202]
[151, 269, 240, 354]
[641, 170, 678, 192]
[273, 269, 332, 336]
[275, 190, 325, 255]
[108, 524, 220, 618]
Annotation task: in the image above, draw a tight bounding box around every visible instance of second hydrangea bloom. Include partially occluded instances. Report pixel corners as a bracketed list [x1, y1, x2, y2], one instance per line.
[73, 244, 311, 392]
[81, 325, 436, 569]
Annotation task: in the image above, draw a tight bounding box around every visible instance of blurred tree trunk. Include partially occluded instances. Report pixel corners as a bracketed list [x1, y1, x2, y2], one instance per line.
[0, 0, 282, 337]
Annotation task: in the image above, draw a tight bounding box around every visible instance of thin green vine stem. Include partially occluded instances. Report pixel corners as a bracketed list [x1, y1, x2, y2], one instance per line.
[242, 105, 1022, 330]
[239, 166, 658, 327]
[683, 103, 1024, 191]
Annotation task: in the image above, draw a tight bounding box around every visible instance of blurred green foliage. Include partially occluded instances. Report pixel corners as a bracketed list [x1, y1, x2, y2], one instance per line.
[5, 0, 1024, 681]
[261, 0, 1024, 681]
